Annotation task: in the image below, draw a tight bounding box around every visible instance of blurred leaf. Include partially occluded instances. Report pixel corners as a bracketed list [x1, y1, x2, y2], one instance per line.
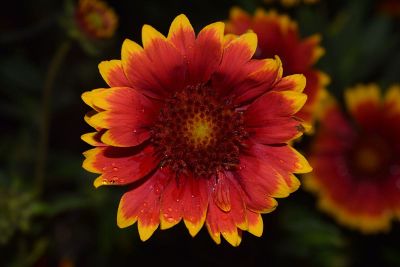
[278, 202, 348, 267]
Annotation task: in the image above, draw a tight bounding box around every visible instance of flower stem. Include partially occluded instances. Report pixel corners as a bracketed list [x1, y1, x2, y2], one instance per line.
[35, 40, 71, 196]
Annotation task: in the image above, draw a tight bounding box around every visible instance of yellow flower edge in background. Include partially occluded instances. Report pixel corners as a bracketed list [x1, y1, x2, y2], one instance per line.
[226, 7, 329, 131]
[304, 84, 400, 233]
[81, 14, 312, 246]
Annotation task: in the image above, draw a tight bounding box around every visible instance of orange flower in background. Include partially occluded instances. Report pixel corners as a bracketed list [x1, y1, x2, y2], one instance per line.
[226, 8, 329, 127]
[75, 0, 118, 39]
[305, 84, 400, 233]
[264, 0, 319, 8]
[82, 14, 311, 246]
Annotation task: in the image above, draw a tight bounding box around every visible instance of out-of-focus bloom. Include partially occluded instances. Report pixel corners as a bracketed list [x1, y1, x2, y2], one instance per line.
[82, 14, 311, 246]
[304, 84, 400, 233]
[75, 0, 118, 39]
[378, 0, 400, 18]
[263, 0, 319, 8]
[226, 8, 329, 128]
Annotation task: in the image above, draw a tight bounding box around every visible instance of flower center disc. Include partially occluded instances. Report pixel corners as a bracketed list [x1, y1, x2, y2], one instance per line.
[349, 135, 391, 178]
[151, 84, 247, 178]
[86, 12, 104, 29]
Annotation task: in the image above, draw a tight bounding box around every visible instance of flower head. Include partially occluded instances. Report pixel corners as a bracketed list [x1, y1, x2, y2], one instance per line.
[226, 8, 329, 127]
[82, 14, 311, 246]
[264, 0, 319, 8]
[304, 84, 400, 233]
[378, 0, 400, 18]
[75, 0, 118, 39]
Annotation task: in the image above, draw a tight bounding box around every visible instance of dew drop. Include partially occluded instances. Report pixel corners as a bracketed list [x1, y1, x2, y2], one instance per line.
[133, 129, 137, 133]
[167, 207, 173, 212]
[113, 167, 118, 171]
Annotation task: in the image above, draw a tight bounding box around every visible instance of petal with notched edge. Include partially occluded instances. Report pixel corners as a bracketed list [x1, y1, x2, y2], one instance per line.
[98, 60, 130, 87]
[117, 169, 170, 241]
[186, 22, 224, 84]
[88, 87, 159, 147]
[167, 14, 195, 56]
[206, 171, 247, 246]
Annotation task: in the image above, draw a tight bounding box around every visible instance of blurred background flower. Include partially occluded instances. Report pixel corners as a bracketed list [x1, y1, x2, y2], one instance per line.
[304, 84, 400, 233]
[225, 7, 329, 128]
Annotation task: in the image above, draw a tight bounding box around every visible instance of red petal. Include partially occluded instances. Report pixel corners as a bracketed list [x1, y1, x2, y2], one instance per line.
[160, 173, 209, 237]
[244, 90, 307, 143]
[186, 22, 224, 84]
[246, 210, 263, 237]
[88, 87, 160, 147]
[98, 60, 130, 87]
[167, 14, 196, 57]
[124, 31, 186, 99]
[231, 57, 282, 105]
[83, 145, 158, 188]
[160, 176, 186, 230]
[247, 118, 303, 144]
[117, 169, 170, 241]
[206, 171, 247, 246]
[237, 155, 282, 211]
[212, 33, 258, 97]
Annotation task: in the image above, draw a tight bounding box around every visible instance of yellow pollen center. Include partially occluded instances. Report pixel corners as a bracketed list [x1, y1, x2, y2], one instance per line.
[185, 114, 214, 148]
[355, 147, 381, 173]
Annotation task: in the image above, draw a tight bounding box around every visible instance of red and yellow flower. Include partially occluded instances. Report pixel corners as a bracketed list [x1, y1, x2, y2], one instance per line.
[82, 14, 311, 246]
[226, 8, 329, 128]
[264, 0, 319, 8]
[378, 0, 400, 18]
[75, 0, 118, 39]
[304, 84, 400, 233]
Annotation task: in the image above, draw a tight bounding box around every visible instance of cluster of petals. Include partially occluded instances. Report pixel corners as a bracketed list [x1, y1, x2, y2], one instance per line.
[82, 14, 311, 246]
[305, 84, 400, 233]
[226, 7, 329, 127]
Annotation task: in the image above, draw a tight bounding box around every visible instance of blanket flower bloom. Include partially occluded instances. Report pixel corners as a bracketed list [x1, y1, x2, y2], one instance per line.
[82, 14, 311, 246]
[75, 0, 118, 39]
[304, 84, 400, 233]
[226, 8, 329, 127]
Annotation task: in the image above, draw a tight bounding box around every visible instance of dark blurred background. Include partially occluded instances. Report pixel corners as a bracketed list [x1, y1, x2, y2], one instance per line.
[1, 0, 400, 266]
